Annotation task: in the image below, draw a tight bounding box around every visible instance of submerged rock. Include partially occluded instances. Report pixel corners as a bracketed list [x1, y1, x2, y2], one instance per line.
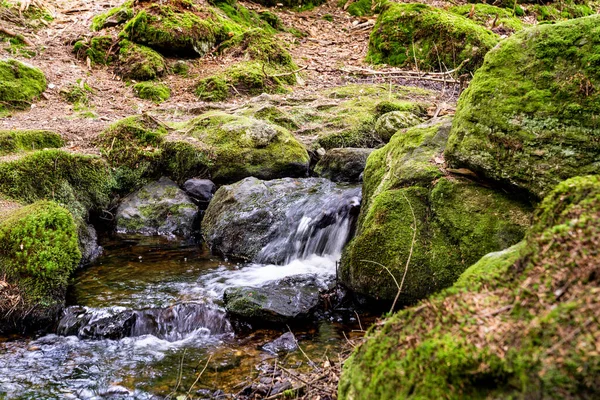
[340, 117, 532, 305]
[262, 332, 298, 354]
[446, 15, 600, 199]
[314, 148, 373, 183]
[339, 175, 600, 399]
[202, 177, 361, 263]
[224, 276, 328, 323]
[115, 177, 198, 237]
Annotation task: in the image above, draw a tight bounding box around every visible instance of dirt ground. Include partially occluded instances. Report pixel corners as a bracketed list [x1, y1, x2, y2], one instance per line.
[0, 0, 457, 152]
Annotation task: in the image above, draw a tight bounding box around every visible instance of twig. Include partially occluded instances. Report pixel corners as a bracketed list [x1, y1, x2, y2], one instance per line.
[361, 259, 401, 314]
[354, 310, 364, 332]
[398, 191, 417, 306]
[185, 354, 212, 398]
[166, 349, 187, 399]
[287, 325, 317, 369]
[268, 65, 308, 78]
[412, 40, 420, 78]
[0, 24, 34, 46]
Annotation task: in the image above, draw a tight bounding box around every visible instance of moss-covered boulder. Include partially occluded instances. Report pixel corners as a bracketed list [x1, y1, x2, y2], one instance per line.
[0, 201, 81, 334]
[314, 148, 373, 183]
[339, 117, 532, 304]
[0, 59, 46, 111]
[449, 4, 525, 33]
[374, 110, 424, 142]
[121, 0, 227, 57]
[0, 130, 64, 156]
[117, 40, 166, 80]
[339, 175, 600, 399]
[91, 0, 134, 31]
[446, 15, 600, 200]
[367, 3, 499, 73]
[0, 150, 115, 220]
[133, 81, 170, 103]
[115, 177, 198, 237]
[169, 112, 309, 182]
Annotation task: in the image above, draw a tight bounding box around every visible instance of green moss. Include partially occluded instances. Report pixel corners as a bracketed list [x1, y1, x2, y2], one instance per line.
[213, 0, 274, 32]
[73, 35, 115, 65]
[0, 59, 46, 111]
[345, 0, 388, 17]
[117, 39, 166, 80]
[259, 11, 284, 30]
[0, 150, 115, 219]
[449, 4, 525, 32]
[446, 15, 600, 199]
[133, 81, 171, 103]
[91, 0, 134, 31]
[531, 3, 595, 22]
[0, 130, 63, 156]
[340, 118, 531, 304]
[121, 4, 220, 57]
[339, 174, 600, 399]
[60, 80, 94, 110]
[367, 3, 499, 73]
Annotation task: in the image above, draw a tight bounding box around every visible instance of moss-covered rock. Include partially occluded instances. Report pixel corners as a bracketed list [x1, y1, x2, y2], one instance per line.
[367, 3, 499, 73]
[117, 39, 166, 80]
[374, 110, 424, 142]
[73, 35, 115, 65]
[0, 130, 63, 156]
[339, 175, 600, 399]
[446, 15, 600, 200]
[531, 2, 595, 22]
[0, 150, 115, 220]
[0, 59, 46, 111]
[339, 0, 388, 17]
[0, 201, 81, 334]
[121, 1, 226, 57]
[170, 112, 309, 182]
[339, 117, 532, 304]
[449, 4, 525, 32]
[91, 0, 134, 31]
[133, 81, 170, 103]
[314, 147, 373, 183]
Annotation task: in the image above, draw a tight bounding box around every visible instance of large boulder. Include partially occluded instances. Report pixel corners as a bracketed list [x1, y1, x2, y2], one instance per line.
[367, 3, 499, 73]
[115, 177, 198, 237]
[446, 15, 600, 199]
[0, 201, 81, 334]
[314, 148, 373, 183]
[339, 175, 600, 399]
[339, 117, 532, 304]
[0, 59, 46, 112]
[202, 177, 361, 262]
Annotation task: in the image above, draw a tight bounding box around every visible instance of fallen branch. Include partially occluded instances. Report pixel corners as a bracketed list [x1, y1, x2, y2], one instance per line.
[267, 65, 308, 78]
[0, 25, 34, 46]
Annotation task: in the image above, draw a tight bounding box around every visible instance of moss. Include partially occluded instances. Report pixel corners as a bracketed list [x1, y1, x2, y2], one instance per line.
[91, 0, 134, 31]
[73, 35, 115, 65]
[259, 11, 284, 30]
[339, 175, 600, 399]
[60, 80, 94, 110]
[446, 15, 600, 200]
[0, 130, 63, 156]
[95, 114, 168, 193]
[531, 3, 595, 22]
[0, 59, 46, 111]
[133, 81, 171, 103]
[345, 0, 388, 17]
[172, 60, 189, 76]
[213, 0, 274, 32]
[0, 201, 80, 332]
[367, 3, 499, 73]
[171, 112, 309, 182]
[340, 118, 531, 304]
[117, 39, 166, 80]
[449, 4, 525, 32]
[251, 0, 325, 8]
[121, 4, 221, 57]
[0, 150, 115, 220]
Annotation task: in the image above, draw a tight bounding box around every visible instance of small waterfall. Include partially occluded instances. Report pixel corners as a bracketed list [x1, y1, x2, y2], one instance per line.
[57, 303, 232, 341]
[255, 185, 361, 265]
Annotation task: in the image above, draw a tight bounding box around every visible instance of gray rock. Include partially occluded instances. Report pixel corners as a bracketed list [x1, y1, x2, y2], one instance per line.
[78, 223, 102, 266]
[201, 177, 361, 262]
[375, 111, 424, 142]
[262, 332, 298, 354]
[183, 178, 216, 204]
[314, 148, 373, 182]
[115, 177, 198, 237]
[224, 276, 325, 323]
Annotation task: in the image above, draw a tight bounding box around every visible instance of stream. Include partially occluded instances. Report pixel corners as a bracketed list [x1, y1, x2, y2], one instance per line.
[0, 182, 366, 399]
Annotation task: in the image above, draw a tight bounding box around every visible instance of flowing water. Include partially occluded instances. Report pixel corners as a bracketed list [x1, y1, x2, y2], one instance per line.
[0, 183, 366, 399]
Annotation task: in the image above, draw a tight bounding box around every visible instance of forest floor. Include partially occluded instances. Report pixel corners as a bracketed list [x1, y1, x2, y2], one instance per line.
[0, 0, 458, 154]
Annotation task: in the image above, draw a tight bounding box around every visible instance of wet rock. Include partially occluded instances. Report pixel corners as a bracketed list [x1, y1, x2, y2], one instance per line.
[202, 177, 361, 263]
[314, 148, 373, 183]
[115, 177, 198, 238]
[78, 223, 102, 266]
[374, 111, 424, 142]
[262, 332, 298, 354]
[224, 276, 326, 323]
[183, 178, 216, 205]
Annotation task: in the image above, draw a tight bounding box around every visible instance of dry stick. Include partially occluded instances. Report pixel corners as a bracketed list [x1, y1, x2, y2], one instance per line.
[185, 354, 212, 398]
[342, 58, 470, 77]
[361, 259, 400, 314]
[0, 25, 34, 46]
[287, 325, 316, 369]
[268, 65, 308, 78]
[354, 310, 364, 332]
[166, 349, 187, 399]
